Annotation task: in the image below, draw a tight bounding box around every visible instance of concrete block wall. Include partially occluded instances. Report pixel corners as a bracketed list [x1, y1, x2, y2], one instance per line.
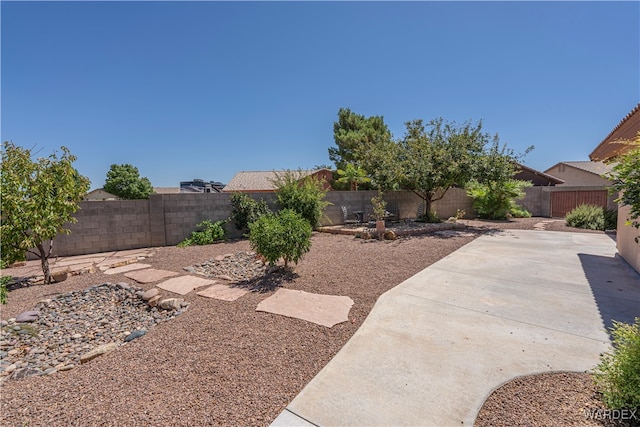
[43, 186, 590, 258]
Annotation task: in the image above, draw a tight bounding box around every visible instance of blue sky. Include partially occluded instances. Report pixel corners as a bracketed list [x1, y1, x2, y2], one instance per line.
[2, 1, 639, 189]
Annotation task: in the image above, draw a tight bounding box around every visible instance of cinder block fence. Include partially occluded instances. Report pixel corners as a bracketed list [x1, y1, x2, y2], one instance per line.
[38, 186, 612, 258]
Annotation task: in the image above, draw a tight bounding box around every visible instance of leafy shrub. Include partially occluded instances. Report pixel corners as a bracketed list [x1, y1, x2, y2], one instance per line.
[178, 219, 227, 247]
[248, 209, 312, 268]
[0, 275, 10, 304]
[565, 204, 616, 231]
[273, 170, 331, 229]
[466, 179, 532, 220]
[230, 192, 272, 235]
[417, 210, 441, 223]
[592, 318, 640, 412]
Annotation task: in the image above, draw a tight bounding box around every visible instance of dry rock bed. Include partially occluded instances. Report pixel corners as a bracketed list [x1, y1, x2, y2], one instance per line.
[0, 219, 616, 426]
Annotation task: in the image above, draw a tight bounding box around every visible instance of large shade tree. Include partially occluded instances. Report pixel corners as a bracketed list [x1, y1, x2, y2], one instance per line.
[399, 118, 491, 217]
[1, 141, 90, 283]
[103, 163, 154, 199]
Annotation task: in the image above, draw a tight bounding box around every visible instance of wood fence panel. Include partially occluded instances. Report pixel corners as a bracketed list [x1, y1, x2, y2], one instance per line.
[551, 190, 609, 217]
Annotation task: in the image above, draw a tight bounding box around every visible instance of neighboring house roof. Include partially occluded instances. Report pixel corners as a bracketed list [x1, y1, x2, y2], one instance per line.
[154, 187, 181, 194]
[514, 163, 564, 186]
[223, 169, 331, 192]
[590, 103, 640, 161]
[84, 188, 119, 201]
[551, 161, 614, 176]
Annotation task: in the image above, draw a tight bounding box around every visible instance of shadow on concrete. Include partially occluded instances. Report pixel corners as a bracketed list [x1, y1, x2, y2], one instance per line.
[578, 253, 640, 337]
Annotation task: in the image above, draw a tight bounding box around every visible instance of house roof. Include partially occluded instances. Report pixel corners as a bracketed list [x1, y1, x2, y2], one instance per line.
[590, 103, 640, 161]
[154, 187, 181, 194]
[515, 163, 564, 185]
[223, 169, 330, 192]
[546, 161, 614, 176]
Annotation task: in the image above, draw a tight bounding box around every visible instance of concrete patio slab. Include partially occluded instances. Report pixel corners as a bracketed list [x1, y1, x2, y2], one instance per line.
[157, 276, 217, 295]
[196, 284, 248, 301]
[257, 289, 354, 328]
[124, 268, 180, 283]
[272, 230, 640, 427]
[104, 263, 151, 275]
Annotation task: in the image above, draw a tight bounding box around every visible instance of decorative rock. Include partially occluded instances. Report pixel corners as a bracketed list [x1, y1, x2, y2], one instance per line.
[15, 311, 40, 323]
[124, 330, 146, 342]
[183, 266, 197, 274]
[216, 275, 235, 282]
[147, 295, 162, 307]
[58, 364, 74, 372]
[80, 343, 118, 364]
[116, 282, 132, 290]
[141, 288, 160, 301]
[44, 368, 57, 375]
[11, 367, 41, 379]
[158, 298, 184, 311]
[5, 364, 16, 374]
[384, 230, 397, 240]
[51, 269, 69, 283]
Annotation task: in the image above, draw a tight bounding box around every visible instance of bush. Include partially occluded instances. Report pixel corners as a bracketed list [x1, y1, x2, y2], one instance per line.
[0, 275, 9, 304]
[466, 179, 532, 220]
[565, 204, 616, 231]
[178, 219, 227, 247]
[230, 192, 272, 235]
[248, 209, 312, 268]
[273, 170, 331, 229]
[592, 318, 640, 412]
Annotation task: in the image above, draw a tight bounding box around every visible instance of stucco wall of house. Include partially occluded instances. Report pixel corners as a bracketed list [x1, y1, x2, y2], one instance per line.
[545, 165, 611, 187]
[616, 204, 640, 274]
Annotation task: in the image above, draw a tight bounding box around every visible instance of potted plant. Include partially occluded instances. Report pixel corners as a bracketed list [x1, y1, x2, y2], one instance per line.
[371, 191, 387, 240]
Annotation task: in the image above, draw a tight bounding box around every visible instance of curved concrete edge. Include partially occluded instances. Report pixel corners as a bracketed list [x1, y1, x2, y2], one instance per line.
[270, 230, 640, 426]
[470, 369, 591, 425]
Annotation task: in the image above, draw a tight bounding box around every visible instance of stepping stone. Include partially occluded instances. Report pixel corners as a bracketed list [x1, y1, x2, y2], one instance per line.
[104, 263, 151, 275]
[124, 268, 180, 284]
[55, 256, 106, 267]
[157, 276, 216, 295]
[66, 262, 96, 274]
[196, 284, 247, 301]
[256, 289, 354, 328]
[97, 257, 137, 269]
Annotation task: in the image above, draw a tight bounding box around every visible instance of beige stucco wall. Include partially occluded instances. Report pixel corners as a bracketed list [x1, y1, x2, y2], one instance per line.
[545, 165, 611, 187]
[617, 204, 640, 274]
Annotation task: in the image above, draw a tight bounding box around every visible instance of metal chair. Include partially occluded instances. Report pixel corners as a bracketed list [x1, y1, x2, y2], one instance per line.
[341, 206, 360, 227]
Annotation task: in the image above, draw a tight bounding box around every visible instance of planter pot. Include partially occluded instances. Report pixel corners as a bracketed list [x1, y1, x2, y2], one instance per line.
[376, 220, 385, 240]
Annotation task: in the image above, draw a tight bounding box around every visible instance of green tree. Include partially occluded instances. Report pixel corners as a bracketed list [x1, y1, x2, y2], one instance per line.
[249, 209, 312, 269]
[229, 192, 272, 235]
[103, 163, 154, 199]
[272, 169, 331, 229]
[466, 179, 532, 220]
[1, 141, 90, 284]
[335, 163, 371, 191]
[398, 118, 488, 219]
[329, 108, 393, 172]
[606, 132, 640, 239]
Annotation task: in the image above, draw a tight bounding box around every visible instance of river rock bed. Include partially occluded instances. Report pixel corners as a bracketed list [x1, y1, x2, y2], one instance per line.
[0, 282, 189, 381]
[186, 251, 268, 282]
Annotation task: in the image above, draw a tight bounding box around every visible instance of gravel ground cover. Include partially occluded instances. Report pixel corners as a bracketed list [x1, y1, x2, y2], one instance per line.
[0, 218, 616, 426]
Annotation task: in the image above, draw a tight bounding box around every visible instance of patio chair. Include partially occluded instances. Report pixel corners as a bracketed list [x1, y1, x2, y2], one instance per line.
[385, 202, 400, 223]
[341, 206, 360, 227]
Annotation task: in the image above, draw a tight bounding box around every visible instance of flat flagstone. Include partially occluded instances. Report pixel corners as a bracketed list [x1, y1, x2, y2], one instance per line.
[196, 284, 248, 301]
[55, 256, 106, 267]
[125, 268, 180, 284]
[256, 289, 354, 328]
[67, 262, 96, 274]
[97, 257, 137, 269]
[104, 263, 152, 275]
[157, 276, 217, 295]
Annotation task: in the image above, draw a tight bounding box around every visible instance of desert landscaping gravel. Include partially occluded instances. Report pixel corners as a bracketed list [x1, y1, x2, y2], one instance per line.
[0, 218, 618, 426]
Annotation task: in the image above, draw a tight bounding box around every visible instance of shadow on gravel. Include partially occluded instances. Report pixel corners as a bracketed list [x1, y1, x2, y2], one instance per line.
[231, 267, 299, 293]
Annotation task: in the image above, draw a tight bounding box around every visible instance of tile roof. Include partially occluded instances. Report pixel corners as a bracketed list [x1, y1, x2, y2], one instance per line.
[590, 103, 640, 161]
[560, 161, 614, 176]
[223, 169, 328, 192]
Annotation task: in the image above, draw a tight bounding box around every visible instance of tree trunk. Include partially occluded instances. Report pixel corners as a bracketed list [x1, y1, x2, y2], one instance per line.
[36, 243, 52, 284]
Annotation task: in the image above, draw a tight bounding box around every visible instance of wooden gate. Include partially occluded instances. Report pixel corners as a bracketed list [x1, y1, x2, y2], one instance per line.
[551, 190, 609, 217]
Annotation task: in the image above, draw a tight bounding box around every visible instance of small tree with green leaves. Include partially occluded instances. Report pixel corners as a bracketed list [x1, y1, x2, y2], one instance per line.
[335, 163, 370, 191]
[272, 169, 331, 229]
[103, 163, 154, 199]
[248, 209, 312, 269]
[606, 132, 640, 241]
[229, 192, 272, 235]
[1, 141, 90, 284]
